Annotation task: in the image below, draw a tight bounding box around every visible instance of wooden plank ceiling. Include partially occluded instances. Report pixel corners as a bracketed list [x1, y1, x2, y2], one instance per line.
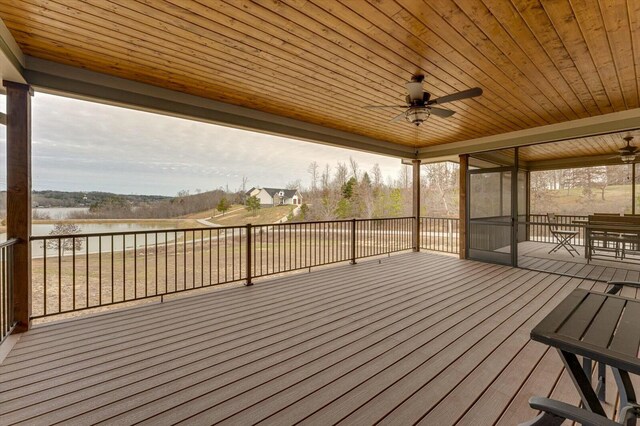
[520, 130, 640, 162]
[0, 0, 638, 149]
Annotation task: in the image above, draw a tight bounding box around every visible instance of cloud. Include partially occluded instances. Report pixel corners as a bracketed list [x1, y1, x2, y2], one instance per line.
[0, 92, 404, 195]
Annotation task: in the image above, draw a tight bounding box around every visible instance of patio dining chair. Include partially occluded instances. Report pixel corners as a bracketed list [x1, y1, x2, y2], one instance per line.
[547, 213, 579, 257]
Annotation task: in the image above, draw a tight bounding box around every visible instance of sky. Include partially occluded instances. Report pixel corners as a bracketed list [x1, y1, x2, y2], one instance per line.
[0, 92, 404, 197]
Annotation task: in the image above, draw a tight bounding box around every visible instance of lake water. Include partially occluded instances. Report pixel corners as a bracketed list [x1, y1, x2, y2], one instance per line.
[31, 222, 174, 237]
[30, 226, 184, 258]
[0, 207, 195, 257]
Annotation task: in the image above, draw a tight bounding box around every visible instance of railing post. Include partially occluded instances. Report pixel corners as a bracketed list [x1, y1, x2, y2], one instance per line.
[245, 223, 253, 286]
[350, 219, 357, 265]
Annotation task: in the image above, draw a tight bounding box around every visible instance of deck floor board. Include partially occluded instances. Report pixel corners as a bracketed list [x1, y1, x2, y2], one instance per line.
[0, 252, 627, 425]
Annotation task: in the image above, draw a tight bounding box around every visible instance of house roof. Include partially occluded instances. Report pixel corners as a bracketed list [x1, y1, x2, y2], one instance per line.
[261, 188, 299, 199]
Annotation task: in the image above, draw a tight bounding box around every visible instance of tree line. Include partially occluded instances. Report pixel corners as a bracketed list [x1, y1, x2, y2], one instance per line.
[294, 158, 459, 221]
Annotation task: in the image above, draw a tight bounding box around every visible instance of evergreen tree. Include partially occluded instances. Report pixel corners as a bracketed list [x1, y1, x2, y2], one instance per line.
[216, 197, 230, 215]
[245, 195, 261, 214]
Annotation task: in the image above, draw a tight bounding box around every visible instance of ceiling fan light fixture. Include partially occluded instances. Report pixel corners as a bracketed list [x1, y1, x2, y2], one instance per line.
[621, 153, 636, 163]
[405, 107, 430, 126]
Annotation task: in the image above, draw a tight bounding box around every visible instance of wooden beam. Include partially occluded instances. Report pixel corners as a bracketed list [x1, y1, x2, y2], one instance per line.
[526, 154, 629, 171]
[412, 160, 421, 252]
[459, 154, 468, 259]
[417, 109, 640, 159]
[0, 18, 26, 83]
[3, 80, 32, 333]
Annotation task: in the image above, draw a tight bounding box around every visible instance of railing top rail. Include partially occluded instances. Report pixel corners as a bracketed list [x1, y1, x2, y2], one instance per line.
[0, 238, 19, 248]
[29, 217, 417, 241]
[530, 213, 589, 217]
[419, 216, 459, 220]
[255, 217, 414, 228]
[28, 225, 245, 240]
[354, 216, 414, 222]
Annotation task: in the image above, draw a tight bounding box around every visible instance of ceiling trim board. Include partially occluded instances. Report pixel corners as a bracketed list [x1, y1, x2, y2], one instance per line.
[417, 109, 640, 158]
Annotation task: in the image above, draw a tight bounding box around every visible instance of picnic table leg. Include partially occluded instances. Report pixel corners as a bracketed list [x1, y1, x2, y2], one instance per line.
[582, 358, 607, 402]
[558, 349, 607, 417]
[613, 368, 639, 426]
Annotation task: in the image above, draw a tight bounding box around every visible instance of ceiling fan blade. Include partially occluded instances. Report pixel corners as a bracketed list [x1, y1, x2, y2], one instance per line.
[429, 107, 455, 118]
[363, 105, 408, 109]
[429, 87, 483, 105]
[390, 111, 406, 122]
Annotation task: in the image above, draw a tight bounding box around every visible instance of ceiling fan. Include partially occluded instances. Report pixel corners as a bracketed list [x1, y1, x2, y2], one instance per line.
[616, 136, 637, 163]
[364, 75, 483, 126]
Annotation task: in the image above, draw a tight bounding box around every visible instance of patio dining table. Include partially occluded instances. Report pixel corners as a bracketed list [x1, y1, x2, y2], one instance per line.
[526, 288, 640, 425]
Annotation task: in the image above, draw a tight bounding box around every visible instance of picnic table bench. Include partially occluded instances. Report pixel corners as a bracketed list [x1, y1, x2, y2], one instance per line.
[586, 215, 640, 262]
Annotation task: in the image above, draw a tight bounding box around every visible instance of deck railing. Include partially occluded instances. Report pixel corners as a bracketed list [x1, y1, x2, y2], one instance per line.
[29, 217, 414, 318]
[0, 239, 17, 343]
[23, 214, 604, 319]
[528, 214, 588, 246]
[419, 217, 460, 254]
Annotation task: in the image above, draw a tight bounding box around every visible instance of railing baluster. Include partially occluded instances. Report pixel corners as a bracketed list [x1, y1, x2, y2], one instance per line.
[72, 237, 76, 311]
[145, 234, 148, 297]
[155, 233, 159, 295]
[134, 234, 137, 299]
[43, 241, 47, 316]
[98, 237, 101, 307]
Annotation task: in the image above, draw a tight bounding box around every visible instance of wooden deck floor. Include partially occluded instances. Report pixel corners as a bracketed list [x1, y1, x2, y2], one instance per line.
[0, 252, 622, 425]
[518, 241, 640, 286]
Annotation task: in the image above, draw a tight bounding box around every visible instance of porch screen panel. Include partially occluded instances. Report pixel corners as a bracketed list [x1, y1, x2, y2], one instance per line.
[468, 170, 512, 264]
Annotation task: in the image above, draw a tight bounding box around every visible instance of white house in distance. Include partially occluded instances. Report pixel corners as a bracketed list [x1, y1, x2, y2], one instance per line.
[246, 187, 302, 207]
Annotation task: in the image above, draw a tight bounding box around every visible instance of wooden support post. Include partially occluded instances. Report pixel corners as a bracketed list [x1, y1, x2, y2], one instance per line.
[459, 154, 468, 259]
[3, 81, 33, 333]
[412, 159, 421, 252]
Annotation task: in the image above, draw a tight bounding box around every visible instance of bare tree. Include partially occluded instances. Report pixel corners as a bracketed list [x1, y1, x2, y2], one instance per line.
[371, 163, 383, 188]
[307, 161, 319, 192]
[321, 164, 331, 190]
[334, 162, 349, 188]
[286, 179, 301, 190]
[46, 223, 83, 257]
[397, 165, 411, 189]
[349, 157, 360, 181]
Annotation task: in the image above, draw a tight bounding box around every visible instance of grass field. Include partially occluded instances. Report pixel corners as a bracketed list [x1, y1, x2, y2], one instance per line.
[532, 184, 636, 215]
[212, 205, 295, 226]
